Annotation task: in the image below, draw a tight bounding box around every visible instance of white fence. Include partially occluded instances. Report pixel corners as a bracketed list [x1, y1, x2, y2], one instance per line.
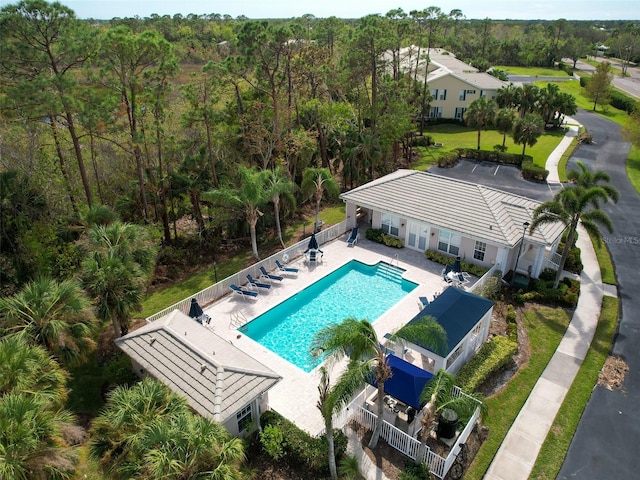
[146, 220, 348, 323]
[340, 386, 482, 479]
[469, 262, 503, 295]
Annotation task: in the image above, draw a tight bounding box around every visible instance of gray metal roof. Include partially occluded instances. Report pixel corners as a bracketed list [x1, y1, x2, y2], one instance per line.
[116, 310, 281, 423]
[340, 170, 565, 247]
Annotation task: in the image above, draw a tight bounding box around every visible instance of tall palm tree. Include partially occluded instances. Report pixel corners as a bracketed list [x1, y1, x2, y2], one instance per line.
[0, 277, 97, 366]
[494, 108, 517, 148]
[202, 166, 271, 259]
[301, 167, 340, 233]
[0, 336, 69, 408]
[530, 162, 619, 288]
[512, 113, 544, 157]
[312, 316, 446, 449]
[316, 366, 364, 480]
[465, 97, 496, 150]
[264, 165, 297, 248]
[90, 378, 244, 480]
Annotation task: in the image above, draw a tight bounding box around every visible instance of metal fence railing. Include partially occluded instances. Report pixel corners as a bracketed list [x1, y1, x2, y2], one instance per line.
[145, 220, 348, 323]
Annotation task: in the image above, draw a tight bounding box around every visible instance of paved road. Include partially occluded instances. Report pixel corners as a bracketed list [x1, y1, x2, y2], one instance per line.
[557, 110, 640, 479]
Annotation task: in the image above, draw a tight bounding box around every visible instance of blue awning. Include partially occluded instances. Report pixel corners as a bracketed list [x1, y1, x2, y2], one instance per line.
[369, 355, 434, 409]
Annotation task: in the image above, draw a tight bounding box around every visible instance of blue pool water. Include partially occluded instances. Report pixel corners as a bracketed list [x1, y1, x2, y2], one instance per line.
[243, 260, 417, 372]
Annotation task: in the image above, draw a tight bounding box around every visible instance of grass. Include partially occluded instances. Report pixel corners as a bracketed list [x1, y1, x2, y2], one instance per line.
[495, 65, 572, 77]
[140, 204, 346, 318]
[589, 231, 616, 285]
[578, 58, 624, 77]
[529, 295, 618, 479]
[464, 305, 572, 480]
[627, 144, 640, 194]
[419, 123, 565, 168]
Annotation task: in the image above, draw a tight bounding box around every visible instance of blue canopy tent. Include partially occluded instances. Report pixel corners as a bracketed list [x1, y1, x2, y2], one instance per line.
[369, 354, 434, 410]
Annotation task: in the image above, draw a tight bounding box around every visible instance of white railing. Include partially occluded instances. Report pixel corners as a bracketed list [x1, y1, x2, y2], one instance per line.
[146, 220, 348, 323]
[230, 311, 250, 330]
[469, 262, 502, 295]
[340, 386, 482, 479]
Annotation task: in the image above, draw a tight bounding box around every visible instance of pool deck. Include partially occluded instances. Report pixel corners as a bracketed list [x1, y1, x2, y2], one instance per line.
[201, 235, 452, 436]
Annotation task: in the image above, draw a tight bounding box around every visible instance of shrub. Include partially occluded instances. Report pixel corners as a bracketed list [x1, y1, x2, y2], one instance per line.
[456, 335, 518, 392]
[437, 151, 459, 168]
[610, 90, 637, 113]
[412, 135, 433, 147]
[382, 233, 403, 248]
[424, 250, 490, 278]
[260, 410, 347, 476]
[579, 75, 590, 88]
[365, 228, 384, 243]
[260, 424, 285, 460]
[515, 277, 580, 308]
[521, 159, 549, 182]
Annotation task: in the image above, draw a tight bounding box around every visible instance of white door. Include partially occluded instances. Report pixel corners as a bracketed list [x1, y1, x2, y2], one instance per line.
[406, 221, 429, 251]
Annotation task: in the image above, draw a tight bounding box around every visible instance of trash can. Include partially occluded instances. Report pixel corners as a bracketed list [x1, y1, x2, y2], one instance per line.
[436, 408, 458, 439]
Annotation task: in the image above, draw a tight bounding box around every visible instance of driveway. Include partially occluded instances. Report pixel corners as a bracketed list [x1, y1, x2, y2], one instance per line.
[557, 111, 640, 479]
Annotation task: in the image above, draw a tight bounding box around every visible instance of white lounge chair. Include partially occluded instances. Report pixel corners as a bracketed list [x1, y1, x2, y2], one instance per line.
[230, 284, 258, 299]
[259, 266, 283, 282]
[246, 274, 271, 291]
[275, 260, 299, 275]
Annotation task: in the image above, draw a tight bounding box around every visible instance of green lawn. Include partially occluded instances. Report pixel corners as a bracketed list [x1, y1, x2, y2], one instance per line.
[420, 123, 565, 168]
[465, 305, 571, 480]
[627, 144, 640, 194]
[495, 65, 571, 77]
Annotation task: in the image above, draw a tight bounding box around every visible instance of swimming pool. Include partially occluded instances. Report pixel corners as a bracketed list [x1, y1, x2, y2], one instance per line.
[243, 260, 417, 372]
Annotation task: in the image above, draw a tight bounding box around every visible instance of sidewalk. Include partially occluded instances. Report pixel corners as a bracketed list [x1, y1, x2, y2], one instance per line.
[484, 121, 615, 479]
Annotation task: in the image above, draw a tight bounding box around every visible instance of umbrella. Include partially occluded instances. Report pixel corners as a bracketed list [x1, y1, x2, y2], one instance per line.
[452, 256, 462, 273]
[188, 298, 204, 323]
[305, 233, 320, 253]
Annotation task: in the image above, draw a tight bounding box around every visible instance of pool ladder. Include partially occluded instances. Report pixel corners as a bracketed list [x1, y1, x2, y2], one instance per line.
[390, 254, 399, 267]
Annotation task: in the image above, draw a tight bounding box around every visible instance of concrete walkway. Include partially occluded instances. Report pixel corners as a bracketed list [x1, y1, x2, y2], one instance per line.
[484, 121, 615, 479]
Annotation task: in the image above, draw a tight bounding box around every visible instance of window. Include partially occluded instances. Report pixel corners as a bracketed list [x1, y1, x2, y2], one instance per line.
[430, 88, 439, 99]
[429, 106, 442, 118]
[455, 107, 467, 120]
[458, 89, 466, 101]
[438, 230, 460, 255]
[381, 214, 399, 237]
[480, 90, 486, 98]
[236, 404, 253, 433]
[439, 89, 447, 100]
[466, 89, 476, 94]
[474, 241, 487, 261]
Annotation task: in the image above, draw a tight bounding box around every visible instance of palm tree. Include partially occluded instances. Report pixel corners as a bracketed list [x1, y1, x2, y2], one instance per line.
[264, 165, 297, 248]
[494, 108, 517, 148]
[495, 83, 519, 110]
[312, 316, 446, 449]
[512, 113, 544, 157]
[202, 166, 271, 259]
[0, 277, 97, 366]
[465, 97, 496, 150]
[418, 370, 485, 441]
[81, 221, 156, 337]
[0, 336, 69, 408]
[301, 167, 340, 233]
[0, 393, 77, 480]
[530, 162, 619, 289]
[90, 378, 244, 480]
[316, 366, 364, 480]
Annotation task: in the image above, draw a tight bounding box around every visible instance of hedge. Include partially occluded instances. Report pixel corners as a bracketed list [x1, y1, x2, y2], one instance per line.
[424, 249, 490, 278]
[610, 90, 637, 114]
[456, 335, 518, 392]
[365, 228, 403, 248]
[456, 148, 548, 182]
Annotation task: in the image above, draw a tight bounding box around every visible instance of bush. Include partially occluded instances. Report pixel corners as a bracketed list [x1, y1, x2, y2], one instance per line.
[580, 75, 590, 88]
[260, 410, 347, 476]
[365, 229, 403, 248]
[456, 335, 518, 392]
[521, 159, 549, 182]
[412, 134, 433, 147]
[260, 424, 285, 460]
[424, 250, 490, 278]
[437, 151, 459, 168]
[610, 90, 637, 113]
[514, 277, 580, 308]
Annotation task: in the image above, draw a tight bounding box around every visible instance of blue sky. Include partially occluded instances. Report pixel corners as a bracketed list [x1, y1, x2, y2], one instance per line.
[2, 0, 638, 20]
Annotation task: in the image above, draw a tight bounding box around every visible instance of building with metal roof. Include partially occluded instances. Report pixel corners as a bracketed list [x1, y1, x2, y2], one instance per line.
[341, 169, 565, 278]
[115, 309, 281, 437]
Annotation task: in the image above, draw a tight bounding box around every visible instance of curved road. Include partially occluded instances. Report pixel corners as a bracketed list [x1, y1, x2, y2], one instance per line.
[557, 111, 640, 479]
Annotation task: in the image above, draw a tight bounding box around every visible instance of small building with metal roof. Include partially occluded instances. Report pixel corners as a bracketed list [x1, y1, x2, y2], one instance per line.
[115, 309, 282, 437]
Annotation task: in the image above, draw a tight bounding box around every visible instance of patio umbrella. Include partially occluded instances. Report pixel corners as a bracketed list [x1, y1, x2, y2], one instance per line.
[188, 298, 204, 323]
[452, 256, 462, 273]
[305, 233, 319, 253]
